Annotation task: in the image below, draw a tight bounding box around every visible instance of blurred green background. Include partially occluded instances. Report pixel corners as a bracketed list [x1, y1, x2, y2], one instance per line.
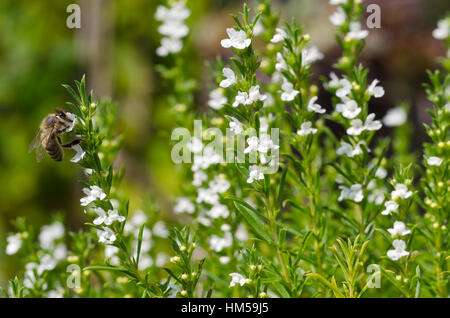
[0, 0, 448, 284]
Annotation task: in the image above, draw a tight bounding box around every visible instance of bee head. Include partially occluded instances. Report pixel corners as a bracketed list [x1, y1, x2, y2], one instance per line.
[55, 109, 67, 119]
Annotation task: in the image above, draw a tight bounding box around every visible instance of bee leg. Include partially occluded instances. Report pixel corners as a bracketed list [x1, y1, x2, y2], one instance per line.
[62, 138, 81, 148]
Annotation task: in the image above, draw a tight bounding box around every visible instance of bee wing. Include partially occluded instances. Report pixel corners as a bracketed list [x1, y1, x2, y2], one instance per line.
[29, 128, 45, 162]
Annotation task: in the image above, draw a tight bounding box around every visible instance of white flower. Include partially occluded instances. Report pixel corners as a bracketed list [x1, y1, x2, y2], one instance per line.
[84, 168, 94, 175]
[432, 19, 450, 40]
[257, 134, 279, 153]
[327, 72, 341, 88]
[221, 28, 251, 50]
[153, 221, 169, 238]
[39, 254, 58, 272]
[6, 235, 22, 255]
[174, 197, 195, 214]
[39, 222, 64, 249]
[275, 52, 287, 71]
[105, 245, 120, 265]
[236, 223, 249, 241]
[388, 221, 411, 237]
[124, 210, 148, 234]
[209, 232, 232, 252]
[196, 188, 220, 205]
[233, 91, 250, 107]
[347, 119, 365, 135]
[219, 256, 231, 264]
[229, 273, 246, 287]
[80, 185, 107, 206]
[97, 227, 116, 244]
[391, 183, 413, 199]
[208, 88, 227, 110]
[65, 112, 77, 132]
[70, 144, 85, 163]
[302, 46, 324, 66]
[156, 37, 183, 56]
[383, 107, 407, 127]
[155, 3, 190, 22]
[307, 96, 326, 114]
[106, 209, 126, 224]
[263, 93, 275, 107]
[367, 79, 385, 98]
[207, 204, 230, 219]
[220, 67, 237, 88]
[364, 113, 382, 131]
[192, 170, 207, 186]
[375, 166, 387, 179]
[347, 22, 369, 40]
[329, 0, 348, 4]
[228, 117, 243, 135]
[336, 141, 367, 157]
[427, 156, 443, 167]
[336, 142, 353, 157]
[338, 184, 364, 202]
[53, 243, 67, 261]
[192, 146, 221, 171]
[253, 19, 264, 36]
[244, 136, 259, 153]
[138, 255, 154, 271]
[337, 99, 361, 119]
[158, 21, 189, 39]
[167, 284, 181, 298]
[281, 79, 299, 102]
[187, 137, 203, 154]
[93, 207, 108, 225]
[381, 200, 399, 215]
[330, 7, 346, 26]
[248, 85, 267, 103]
[387, 239, 410, 261]
[336, 78, 352, 98]
[93, 208, 125, 225]
[155, 2, 190, 56]
[247, 165, 264, 183]
[297, 121, 318, 136]
[368, 188, 385, 205]
[209, 176, 230, 193]
[271, 28, 287, 43]
[156, 252, 169, 267]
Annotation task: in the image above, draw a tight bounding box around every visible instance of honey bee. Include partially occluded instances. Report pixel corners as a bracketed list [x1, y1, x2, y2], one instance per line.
[29, 109, 80, 162]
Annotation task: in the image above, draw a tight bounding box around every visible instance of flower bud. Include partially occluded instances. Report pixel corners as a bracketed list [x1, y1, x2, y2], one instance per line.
[170, 256, 181, 263]
[181, 274, 189, 280]
[180, 290, 187, 296]
[67, 255, 79, 263]
[175, 104, 186, 112]
[117, 276, 129, 284]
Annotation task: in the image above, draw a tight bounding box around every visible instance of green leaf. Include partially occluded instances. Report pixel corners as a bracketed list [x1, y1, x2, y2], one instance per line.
[233, 201, 273, 244]
[62, 84, 82, 106]
[276, 166, 288, 207]
[135, 222, 146, 269]
[84, 265, 137, 279]
[381, 268, 410, 297]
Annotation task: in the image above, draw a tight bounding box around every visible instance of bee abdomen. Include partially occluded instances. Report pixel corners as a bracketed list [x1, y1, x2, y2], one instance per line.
[46, 143, 63, 161]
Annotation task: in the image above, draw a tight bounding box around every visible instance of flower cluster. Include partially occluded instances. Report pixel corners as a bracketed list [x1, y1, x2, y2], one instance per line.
[155, 2, 190, 56]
